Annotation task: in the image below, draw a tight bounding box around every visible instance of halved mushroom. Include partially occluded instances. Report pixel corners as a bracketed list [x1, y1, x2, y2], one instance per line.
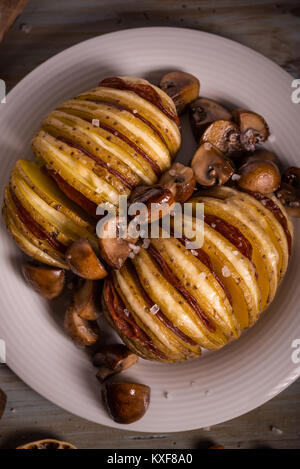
[129, 184, 174, 224]
[94, 344, 138, 382]
[64, 305, 99, 346]
[22, 263, 65, 300]
[276, 182, 300, 217]
[17, 439, 77, 449]
[237, 160, 281, 194]
[66, 239, 107, 280]
[103, 382, 150, 424]
[98, 216, 139, 270]
[200, 120, 241, 156]
[0, 389, 7, 420]
[159, 71, 200, 114]
[189, 97, 232, 142]
[159, 163, 196, 203]
[191, 143, 234, 187]
[282, 167, 300, 188]
[73, 278, 99, 321]
[233, 109, 269, 152]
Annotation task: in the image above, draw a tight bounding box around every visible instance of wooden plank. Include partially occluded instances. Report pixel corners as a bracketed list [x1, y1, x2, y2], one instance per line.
[0, 0, 28, 43]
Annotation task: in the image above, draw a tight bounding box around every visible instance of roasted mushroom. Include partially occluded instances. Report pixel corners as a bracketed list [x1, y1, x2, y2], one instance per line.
[94, 344, 138, 382]
[189, 97, 232, 142]
[66, 239, 107, 280]
[237, 159, 281, 194]
[98, 216, 139, 270]
[0, 389, 7, 420]
[64, 306, 99, 346]
[233, 109, 269, 152]
[277, 168, 300, 217]
[200, 120, 241, 156]
[22, 263, 65, 300]
[73, 278, 99, 321]
[129, 184, 174, 223]
[103, 382, 150, 424]
[191, 143, 234, 187]
[237, 149, 279, 168]
[282, 167, 300, 188]
[159, 71, 200, 114]
[159, 163, 196, 203]
[17, 439, 76, 449]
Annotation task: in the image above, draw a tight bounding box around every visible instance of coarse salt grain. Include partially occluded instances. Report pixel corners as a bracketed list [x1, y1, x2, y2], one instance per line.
[92, 119, 100, 127]
[132, 109, 138, 114]
[204, 142, 212, 150]
[231, 173, 241, 181]
[222, 266, 231, 277]
[211, 223, 216, 228]
[150, 304, 159, 315]
[199, 272, 206, 280]
[233, 250, 239, 256]
[124, 309, 130, 317]
[191, 249, 198, 256]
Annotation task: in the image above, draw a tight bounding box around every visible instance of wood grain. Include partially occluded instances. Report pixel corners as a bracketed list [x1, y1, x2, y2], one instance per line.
[0, 0, 28, 43]
[0, 0, 299, 449]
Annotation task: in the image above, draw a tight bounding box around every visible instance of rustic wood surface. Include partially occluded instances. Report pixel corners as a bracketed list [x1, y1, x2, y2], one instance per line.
[0, 0, 300, 449]
[0, 0, 28, 43]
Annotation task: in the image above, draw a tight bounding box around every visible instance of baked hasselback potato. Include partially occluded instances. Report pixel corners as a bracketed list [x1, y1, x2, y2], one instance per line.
[3, 76, 181, 267]
[31, 76, 181, 216]
[102, 187, 293, 362]
[3, 159, 97, 268]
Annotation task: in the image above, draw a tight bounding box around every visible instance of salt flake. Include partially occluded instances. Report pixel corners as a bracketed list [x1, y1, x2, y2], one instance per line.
[150, 304, 159, 315]
[222, 266, 231, 277]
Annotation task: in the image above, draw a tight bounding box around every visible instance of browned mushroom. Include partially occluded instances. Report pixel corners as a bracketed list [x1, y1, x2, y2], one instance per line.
[129, 184, 174, 223]
[103, 382, 150, 424]
[277, 167, 300, 217]
[233, 109, 269, 152]
[0, 389, 6, 420]
[66, 239, 107, 280]
[93, 344, 138, 382]
[189, 97, 232, 142]
[159, 162, 196, 203]
[73, 278, 99, 321]
[282, 167, 300, 187]
[236, 149, 279, 168]
[237, 159, 281, 193]
[22, 263, 65, 300]
[64, 306, 99, 346]
[191, 143, 234, 187]
[17, 439, 77, 449]
[159, 71, 200, 114]
[200, 120, 241, 156]
[98, 216, 139, 270]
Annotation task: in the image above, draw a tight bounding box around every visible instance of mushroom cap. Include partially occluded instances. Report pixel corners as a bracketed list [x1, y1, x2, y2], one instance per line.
[22, 263, 65, 300]
[237, 160, 281, 194]
[66, 238, 107, 280]
[160, 71, 200, 114]
[191, 143, 234, 187]
[103, 382, 150, 424]
[189, 97, 232, 142]
[159, 162, 196, 203]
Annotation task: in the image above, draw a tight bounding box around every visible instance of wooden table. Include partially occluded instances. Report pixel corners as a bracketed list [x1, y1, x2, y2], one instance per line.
[0, 0, 300, 449]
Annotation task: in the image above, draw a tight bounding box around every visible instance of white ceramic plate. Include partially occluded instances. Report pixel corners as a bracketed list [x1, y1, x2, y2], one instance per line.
[0, 27, 300, 432]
